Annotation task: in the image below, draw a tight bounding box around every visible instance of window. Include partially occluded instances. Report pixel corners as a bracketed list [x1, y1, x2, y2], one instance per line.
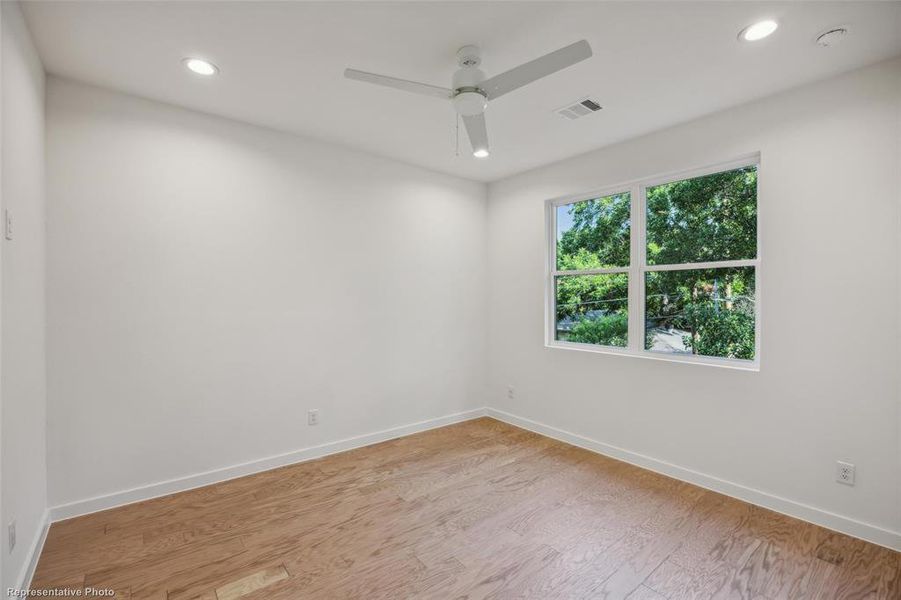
[548, 157, 759, 368]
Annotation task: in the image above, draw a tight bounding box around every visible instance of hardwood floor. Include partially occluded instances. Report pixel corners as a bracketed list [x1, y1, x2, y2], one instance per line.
[32, 418, 899, 599]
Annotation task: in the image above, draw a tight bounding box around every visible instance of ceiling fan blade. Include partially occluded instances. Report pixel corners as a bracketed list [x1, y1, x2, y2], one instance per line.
[344, 68, 453, 99]
[480, 40, 592, 100]
[462, 113, 489, 155]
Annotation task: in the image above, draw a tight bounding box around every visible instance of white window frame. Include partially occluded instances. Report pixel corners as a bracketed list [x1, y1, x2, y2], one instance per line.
[545, 154, 761, 371]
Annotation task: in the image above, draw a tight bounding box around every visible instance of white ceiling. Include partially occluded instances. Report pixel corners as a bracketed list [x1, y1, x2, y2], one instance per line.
[21, 1, 901, 182]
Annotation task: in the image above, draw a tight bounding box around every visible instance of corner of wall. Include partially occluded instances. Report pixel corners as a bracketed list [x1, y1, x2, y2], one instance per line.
[1, 0, 49, 593]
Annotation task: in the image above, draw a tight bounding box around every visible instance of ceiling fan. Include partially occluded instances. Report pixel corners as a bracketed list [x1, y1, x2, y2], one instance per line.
[344, 40, 592, 158]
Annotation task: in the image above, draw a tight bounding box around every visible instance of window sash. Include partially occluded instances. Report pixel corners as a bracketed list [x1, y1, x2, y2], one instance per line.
[547, 154, 760, 369]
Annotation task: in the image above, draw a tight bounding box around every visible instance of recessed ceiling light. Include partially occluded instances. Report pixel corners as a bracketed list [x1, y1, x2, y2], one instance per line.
[183, 58, 218, 76]
[739, 20, 779, 42]
[473, 148, 490, 158]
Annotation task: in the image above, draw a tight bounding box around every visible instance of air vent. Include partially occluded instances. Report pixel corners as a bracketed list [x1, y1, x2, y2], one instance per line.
[555, 97, 603, 120]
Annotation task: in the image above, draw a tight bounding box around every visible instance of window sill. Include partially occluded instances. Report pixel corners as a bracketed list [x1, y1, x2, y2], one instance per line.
[545, 340, 760, 372]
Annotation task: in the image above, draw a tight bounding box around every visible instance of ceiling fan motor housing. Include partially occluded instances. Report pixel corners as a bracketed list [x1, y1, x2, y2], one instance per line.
[453, 88, 488, 116]
[452, 52, 488, 116]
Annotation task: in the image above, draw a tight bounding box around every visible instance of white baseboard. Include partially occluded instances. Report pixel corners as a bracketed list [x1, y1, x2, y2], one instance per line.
[44, 405, 900, 554]
[15, 510, 50, 592]
[486, 408, 901, 552]
[49, 408, 487, 523]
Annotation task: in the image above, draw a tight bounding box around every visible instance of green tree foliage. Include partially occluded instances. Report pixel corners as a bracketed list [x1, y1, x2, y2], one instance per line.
[555, 269, 627, 321]
[680, 303, 755, 359]
[557, 192, 630, 269]
[645, 267, 755, 359]
[554, 192, 631, 348]
[643, 166, 757, 359]
[646, 166, 757, 265]
[555, 166, 757, 359]
[568, 313, 628, 347]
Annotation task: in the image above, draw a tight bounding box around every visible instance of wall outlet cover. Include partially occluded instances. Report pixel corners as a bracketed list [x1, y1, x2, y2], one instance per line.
[836, 461, 855, 486]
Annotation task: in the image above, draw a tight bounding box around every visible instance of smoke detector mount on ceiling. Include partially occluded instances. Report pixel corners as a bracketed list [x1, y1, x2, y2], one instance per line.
[816, 27, 848, 47]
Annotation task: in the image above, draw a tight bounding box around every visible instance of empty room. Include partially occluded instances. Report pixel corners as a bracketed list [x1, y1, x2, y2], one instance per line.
[1, 0, 900, 598]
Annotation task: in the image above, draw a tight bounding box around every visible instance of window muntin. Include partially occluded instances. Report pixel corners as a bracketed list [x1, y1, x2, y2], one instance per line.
[547, 158, 760, 367]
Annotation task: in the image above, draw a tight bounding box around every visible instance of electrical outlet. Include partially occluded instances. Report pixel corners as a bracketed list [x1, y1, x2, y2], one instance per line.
[308, 409, 319, 426]
[507, 385, 515, 400]
[836, 461, 855, 486]
[8, 520, 15, 553]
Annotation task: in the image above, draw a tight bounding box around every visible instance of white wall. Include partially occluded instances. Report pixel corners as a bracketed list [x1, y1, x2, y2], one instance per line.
[1, 0, 47, 590]
[487, 58, 901, 543]
[45, 78, 487, 509]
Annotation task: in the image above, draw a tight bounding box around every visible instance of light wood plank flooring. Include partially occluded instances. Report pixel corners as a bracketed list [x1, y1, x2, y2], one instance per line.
[32, 418, 899, 599]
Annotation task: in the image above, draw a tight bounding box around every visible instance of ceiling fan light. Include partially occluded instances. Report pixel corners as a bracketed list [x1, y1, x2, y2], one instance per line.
[453, 90, 489, 117]
[473, 148, 490, 158]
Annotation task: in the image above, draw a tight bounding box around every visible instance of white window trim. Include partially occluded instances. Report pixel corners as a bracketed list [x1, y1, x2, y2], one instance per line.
[545, 153, 761, 371]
